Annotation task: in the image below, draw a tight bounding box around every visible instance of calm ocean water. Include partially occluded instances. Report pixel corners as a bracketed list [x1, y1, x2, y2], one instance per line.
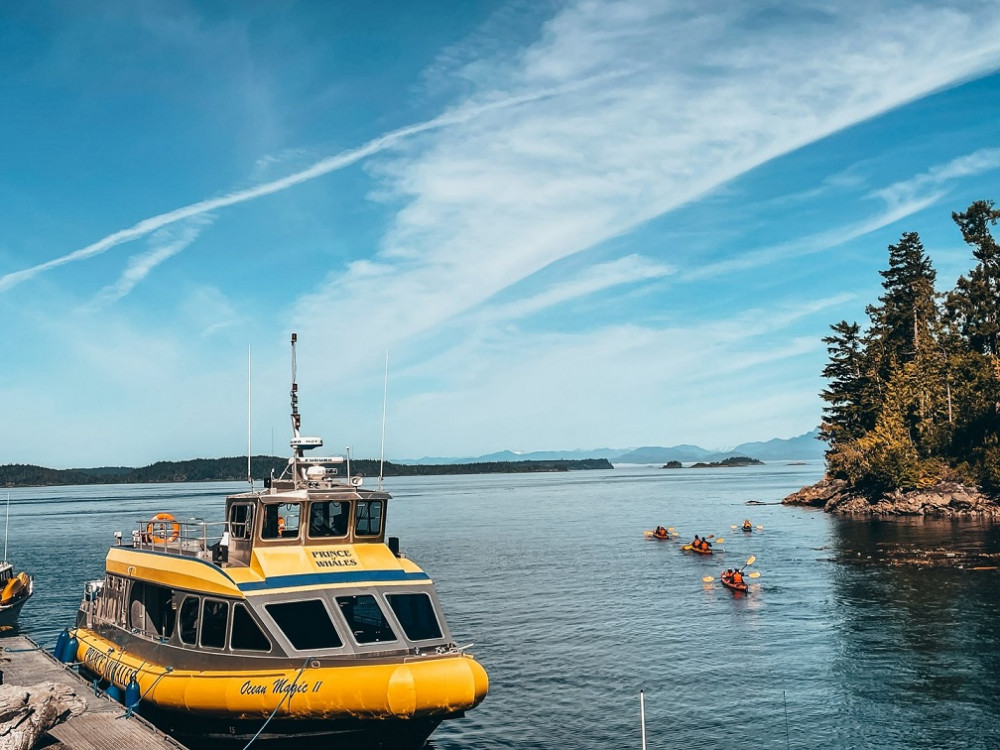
[5, 461, 1000, 749]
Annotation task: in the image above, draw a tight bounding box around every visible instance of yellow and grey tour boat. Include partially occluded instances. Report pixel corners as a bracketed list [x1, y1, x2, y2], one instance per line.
[65, 334, 488, 747]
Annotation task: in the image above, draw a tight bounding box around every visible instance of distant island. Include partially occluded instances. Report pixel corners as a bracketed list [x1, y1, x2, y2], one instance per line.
[691, 456, 763, 468]
[663, 456, 763, 469]
[784, 200, 1000, 517]
[0, 456, 613, 488]
[407, 428, 824, 465]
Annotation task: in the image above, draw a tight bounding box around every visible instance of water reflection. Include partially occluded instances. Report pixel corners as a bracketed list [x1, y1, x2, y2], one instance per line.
[829, 517, 1000, 749]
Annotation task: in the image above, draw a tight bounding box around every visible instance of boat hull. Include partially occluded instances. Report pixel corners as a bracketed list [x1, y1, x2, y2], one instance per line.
[72, 628, 487, 732]
[0, 588, 32, 629]
[135, 705, 442, 749]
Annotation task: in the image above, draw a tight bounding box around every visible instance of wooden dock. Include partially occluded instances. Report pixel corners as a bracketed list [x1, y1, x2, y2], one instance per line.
[0, 634, 187, 750]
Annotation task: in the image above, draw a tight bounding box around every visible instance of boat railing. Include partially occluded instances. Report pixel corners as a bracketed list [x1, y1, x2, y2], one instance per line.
[130, 517, 229, 561]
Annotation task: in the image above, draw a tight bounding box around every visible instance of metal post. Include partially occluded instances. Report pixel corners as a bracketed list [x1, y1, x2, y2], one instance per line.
[640, 689, 647, 750]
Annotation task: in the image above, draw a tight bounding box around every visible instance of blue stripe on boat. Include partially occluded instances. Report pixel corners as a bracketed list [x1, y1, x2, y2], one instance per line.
[238, 569, 430, 591]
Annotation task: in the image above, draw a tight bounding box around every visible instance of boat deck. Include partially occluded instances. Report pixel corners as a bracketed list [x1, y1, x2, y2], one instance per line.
[0, 634, 188, 750]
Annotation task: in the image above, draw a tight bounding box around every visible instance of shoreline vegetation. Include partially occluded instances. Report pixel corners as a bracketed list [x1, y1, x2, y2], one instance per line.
[0, 456, 613, 488]
[784, 199, 1000, 521]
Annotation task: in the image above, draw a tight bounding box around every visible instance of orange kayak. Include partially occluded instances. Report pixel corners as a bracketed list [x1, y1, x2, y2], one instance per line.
[682, 544, 713, 555]
[721, 576, 749, 593]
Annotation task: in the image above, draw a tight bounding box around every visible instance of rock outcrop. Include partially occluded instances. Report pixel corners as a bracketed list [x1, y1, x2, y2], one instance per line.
[0, 682, 85, 750]
[783, 477, 1000, 516]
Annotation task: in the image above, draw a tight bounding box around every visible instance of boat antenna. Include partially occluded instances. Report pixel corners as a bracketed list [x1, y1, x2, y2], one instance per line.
[3, 492, 8, 563]
[379, 350, 388, 491]
[247, 344, 253, 488]
[290, 333, 303, 457]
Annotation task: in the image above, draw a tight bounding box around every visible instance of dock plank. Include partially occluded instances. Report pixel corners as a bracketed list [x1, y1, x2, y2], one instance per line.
[48, 713, 185, 750]
[0, 634, 186, 749]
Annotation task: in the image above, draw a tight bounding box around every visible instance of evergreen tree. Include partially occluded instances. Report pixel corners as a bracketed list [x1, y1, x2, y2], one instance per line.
[820, 321, 871, 447]
[874, 231, 938, 364]
[819, 201, 1000, 491]
[946, 200, 1000, 356]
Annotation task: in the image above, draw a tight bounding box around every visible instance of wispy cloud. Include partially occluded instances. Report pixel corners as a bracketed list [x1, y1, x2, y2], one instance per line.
[481, 255, 673, 324]
[289, 1, 1000, 386]
[0, 75, 624, 295]
[86, 218, 210, 309]
[8, 1, 1000, 463]
[682, 146, 1000, 281]
[387, 295, 841, 454]
[869, 147, 1000, 212]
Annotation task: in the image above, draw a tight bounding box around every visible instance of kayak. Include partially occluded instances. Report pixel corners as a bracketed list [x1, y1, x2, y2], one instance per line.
[742, 526, 753, 533]
[721, 577, 749, 593]
[651, 533, 670, 540]
[682, 544, 713, 555]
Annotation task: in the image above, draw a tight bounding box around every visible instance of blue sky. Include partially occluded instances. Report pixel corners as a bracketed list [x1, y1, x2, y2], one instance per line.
[3, 1, 1000, 468]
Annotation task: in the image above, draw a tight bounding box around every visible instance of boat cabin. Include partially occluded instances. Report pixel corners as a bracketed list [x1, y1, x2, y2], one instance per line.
[130, 452, 395, 569]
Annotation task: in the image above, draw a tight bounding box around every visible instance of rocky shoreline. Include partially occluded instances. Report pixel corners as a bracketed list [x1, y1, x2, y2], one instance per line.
[783, 477, 1000, 516]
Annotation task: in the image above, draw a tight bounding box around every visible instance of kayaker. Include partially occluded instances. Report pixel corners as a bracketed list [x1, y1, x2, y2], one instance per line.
[732, 569, 745, 585]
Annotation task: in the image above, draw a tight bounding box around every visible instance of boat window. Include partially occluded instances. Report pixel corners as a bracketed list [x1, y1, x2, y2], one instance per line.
[178, 596, 199, 645]
[201, 598, 229, 649]
[386, 593, 443, 641]
[336, 594, 396, 644]
[265, 600, 343, 650]
[261, 503, 301, 540]
[354, 500, 383, 536]
[228, 503, 254, 539]
[308, 500, 349, 538]
[128, 581, 176, 639]
[231, 603, 271, 652]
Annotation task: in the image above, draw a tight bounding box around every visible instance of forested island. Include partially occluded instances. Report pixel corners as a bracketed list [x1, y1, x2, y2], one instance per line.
[662, 456, 763, 469]
[784, 199, 1000, 516]
[691, 456, 763, 468]
[0, 456, 613, 488]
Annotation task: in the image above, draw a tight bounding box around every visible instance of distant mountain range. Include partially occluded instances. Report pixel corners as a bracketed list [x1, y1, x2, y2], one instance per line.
[401, 428, 824, 465]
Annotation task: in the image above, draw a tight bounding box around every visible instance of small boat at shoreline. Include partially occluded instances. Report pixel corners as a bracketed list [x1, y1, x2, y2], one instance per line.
[63, 334, 488, 748]
[0, 494, 33, 630]
[0, 562, 33, 629]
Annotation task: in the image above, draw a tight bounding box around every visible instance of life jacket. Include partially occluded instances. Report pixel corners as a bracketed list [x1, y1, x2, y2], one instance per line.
[732, 571, 744, 585]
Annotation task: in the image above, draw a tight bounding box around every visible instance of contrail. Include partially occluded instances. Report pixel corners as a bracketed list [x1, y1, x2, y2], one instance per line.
[0, 74, 626, 294]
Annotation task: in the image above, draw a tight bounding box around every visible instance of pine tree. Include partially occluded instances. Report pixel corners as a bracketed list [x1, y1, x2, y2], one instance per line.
[875, 232, 938, 363]
[819, 321, 871, 447]
[946, 200, 1000, 356]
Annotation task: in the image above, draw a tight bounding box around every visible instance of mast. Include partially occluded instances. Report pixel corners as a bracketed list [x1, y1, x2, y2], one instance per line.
[291, 332, 302, 457]
[247, 344, 252, 487]
[379, 350, 388, 491]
